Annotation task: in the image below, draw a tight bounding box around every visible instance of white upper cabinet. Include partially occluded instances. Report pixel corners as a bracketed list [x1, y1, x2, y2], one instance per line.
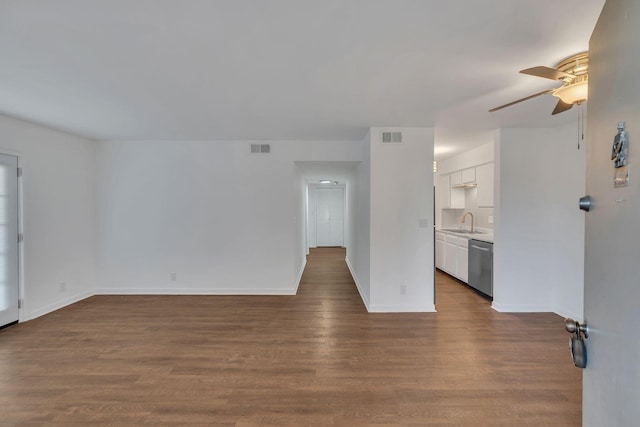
[476, 163, 494, 207]
[438, 173, 465, 209]
[449, 171, 462, 187]
[446, 171, 465, 209]
[461, 168, 476, 184]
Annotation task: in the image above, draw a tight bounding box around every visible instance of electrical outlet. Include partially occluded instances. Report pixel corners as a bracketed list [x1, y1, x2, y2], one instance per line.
[170, 273, 177, 281]
[400, 285, 407, 295]
[59, 282, 67, 292]
[488, 216, 494, 224]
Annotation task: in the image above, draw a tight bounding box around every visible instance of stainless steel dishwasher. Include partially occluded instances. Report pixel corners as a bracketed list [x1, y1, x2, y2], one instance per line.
[468, 239, 493, 298]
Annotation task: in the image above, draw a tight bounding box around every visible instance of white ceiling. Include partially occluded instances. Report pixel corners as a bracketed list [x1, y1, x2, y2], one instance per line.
[0, 0, 605, 159]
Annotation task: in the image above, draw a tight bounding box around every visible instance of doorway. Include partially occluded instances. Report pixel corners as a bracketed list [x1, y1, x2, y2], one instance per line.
[307, 184, 345, 249]
[0, 154, 20, 328]
[316, 187, 344, 247]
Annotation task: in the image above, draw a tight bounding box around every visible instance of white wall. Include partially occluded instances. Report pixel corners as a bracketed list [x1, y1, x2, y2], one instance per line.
[369, 127, 435, 312]
[0, 115, 431, 315]
[344, 171, 356, 274]
[346, 133, 371, 307]
[0, 114, 96, 320]
[293, 163, 306, 290]
[548, 124, 586, 319]
[438, 142, 494, 174]
[95, 140, 362, 295]
[306, 184, 317, 248]
[493, 124, 585, 318]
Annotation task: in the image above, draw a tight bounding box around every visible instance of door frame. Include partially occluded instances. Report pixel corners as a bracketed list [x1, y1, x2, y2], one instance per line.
[0, 148, 24, 324]
[306, 182, 346, 250]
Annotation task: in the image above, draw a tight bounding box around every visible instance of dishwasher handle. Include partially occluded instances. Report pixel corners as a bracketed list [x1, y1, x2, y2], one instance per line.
[470, 244, 491, 252]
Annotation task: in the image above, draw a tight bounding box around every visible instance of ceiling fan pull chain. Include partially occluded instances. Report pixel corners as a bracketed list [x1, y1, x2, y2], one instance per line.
[580, 107, 587, 141]
[576, 103, 586, 150]
[577, 104, 581, 150]
[581, 103, 585, 149]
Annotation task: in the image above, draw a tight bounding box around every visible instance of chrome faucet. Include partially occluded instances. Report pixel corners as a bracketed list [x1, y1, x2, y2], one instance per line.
[461, 212, 474, 233]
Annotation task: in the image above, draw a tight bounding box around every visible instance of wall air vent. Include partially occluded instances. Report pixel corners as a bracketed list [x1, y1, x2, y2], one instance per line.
[381, 131, 402, 143]
[250, 143, 271, 153]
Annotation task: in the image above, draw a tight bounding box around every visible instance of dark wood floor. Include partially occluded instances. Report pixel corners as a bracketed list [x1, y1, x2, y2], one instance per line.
[0, 248, 581, 426]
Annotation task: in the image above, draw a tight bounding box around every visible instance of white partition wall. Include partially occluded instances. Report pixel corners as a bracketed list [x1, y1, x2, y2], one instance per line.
[95, 140, 362, 296]
[346, 133, 372, 307]
[368, 127, 435, 312]
[493, 125, 585, 318]
[0, 154, 19, 327]
[0, 114, 96, 320]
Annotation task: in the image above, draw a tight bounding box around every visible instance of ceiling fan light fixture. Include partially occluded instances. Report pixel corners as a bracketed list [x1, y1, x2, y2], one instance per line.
[489, 52, 589, 115]
[574, 64, 588, 74]
[553, 80, 588, 105]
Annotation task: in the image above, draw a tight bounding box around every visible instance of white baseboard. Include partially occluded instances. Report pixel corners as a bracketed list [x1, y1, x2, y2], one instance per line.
[95, 287, 297, 295]
[551, 306, 583, 322]
[29, 289, 94, 320]
[345, 256, 370, 310]
[368, 304, 437, 313]
[491, 302, 553, 313]
[492, 302, 581, 321]
[292, 258, 307, 295]
[345, 256, 436, 313]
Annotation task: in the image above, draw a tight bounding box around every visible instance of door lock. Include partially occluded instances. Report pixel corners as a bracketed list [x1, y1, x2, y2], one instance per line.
[565, 318, 588, 369]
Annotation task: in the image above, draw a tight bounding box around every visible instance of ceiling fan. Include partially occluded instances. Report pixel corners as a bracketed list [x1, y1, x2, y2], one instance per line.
[490, 52, 589, 115]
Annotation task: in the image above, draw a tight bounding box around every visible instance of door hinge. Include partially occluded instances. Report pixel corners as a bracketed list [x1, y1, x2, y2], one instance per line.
[17, 233, 23, 243]
[17, 167, 22, 177]
[18, 299, 23, 309]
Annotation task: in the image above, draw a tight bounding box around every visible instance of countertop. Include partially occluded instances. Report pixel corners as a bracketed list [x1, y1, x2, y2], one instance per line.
[436, 228, 494, 243]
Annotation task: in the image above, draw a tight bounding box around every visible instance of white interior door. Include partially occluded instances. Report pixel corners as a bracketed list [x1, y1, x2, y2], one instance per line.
[316, 187, 344, 247]
[583, 3, 640, 424]
[0, 154, 19, 328]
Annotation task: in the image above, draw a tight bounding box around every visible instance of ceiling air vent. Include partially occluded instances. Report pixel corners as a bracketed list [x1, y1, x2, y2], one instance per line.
[250, 143, 271, 153]
[381, 131, 402, 143]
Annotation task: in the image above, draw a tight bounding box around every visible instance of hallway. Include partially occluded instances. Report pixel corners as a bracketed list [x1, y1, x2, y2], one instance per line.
[0, 248, 581, 425]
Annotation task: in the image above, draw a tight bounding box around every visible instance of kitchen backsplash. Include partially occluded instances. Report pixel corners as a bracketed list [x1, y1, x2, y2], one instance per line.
[441, 186, 494, 230]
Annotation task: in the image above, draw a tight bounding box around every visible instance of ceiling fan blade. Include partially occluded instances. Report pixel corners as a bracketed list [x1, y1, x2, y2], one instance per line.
[489, 89, 554, 112]
[551, 99, 574, 115]
[520, 66, 574, 81]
